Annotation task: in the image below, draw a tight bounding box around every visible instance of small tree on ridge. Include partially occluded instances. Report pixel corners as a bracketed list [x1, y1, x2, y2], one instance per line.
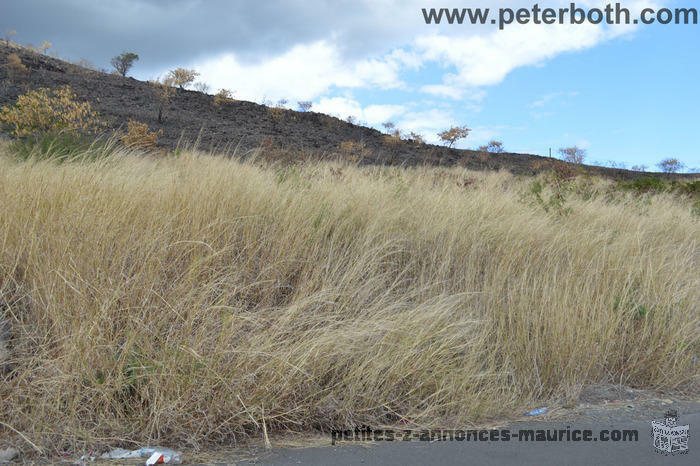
[110, 52, 139, 77]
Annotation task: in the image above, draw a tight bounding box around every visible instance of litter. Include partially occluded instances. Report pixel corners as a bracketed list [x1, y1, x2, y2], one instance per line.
[81, 447, 182, 464]
[524, 408, 548, 417]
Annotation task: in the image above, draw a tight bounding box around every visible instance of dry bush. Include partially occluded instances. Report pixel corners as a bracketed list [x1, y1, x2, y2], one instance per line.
[0, 146, 697, 454]
[213, 88, 235, 107]
[559, 146, 586, 165]
[268, 106, 285, 120]
[479, 140, 505, 154]
[119, 120, 163, 151]
[152, 77, 176, 123]
[167, 68, 199, 90]
[531, 159, 579, 181]
[337, 140, 371, 163]
[4, 53, 28, 82]
[407, 131, 426, 144]
[0, 86, 104, 137]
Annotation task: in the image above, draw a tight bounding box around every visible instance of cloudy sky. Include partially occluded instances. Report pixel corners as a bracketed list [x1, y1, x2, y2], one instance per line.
[3, 0, 698, 169]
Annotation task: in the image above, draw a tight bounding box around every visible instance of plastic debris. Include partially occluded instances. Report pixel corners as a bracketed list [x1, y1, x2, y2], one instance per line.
[145, 449, 182, 465]
[80, 447, 182, 464]
[0, 447, 19, 463]
[524, 407, 548, 417]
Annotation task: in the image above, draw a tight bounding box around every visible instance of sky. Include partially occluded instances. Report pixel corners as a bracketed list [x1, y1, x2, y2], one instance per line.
[2, 0, 698, 171]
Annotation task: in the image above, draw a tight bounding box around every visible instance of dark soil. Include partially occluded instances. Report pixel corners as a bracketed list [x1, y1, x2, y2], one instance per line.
[0, 42, 694, 180]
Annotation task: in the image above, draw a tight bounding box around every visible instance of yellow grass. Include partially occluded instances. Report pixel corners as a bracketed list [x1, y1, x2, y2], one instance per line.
[0, 142, 698, 453]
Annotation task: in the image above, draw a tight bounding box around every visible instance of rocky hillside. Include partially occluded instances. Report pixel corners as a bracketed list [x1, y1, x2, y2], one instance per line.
[0, 42, 691, 179]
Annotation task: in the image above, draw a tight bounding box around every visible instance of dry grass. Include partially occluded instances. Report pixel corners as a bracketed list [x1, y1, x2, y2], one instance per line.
[0, 142, 698, 455]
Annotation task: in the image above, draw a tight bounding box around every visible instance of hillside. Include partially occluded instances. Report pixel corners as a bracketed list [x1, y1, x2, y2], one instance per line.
[0, 42, 692, 179]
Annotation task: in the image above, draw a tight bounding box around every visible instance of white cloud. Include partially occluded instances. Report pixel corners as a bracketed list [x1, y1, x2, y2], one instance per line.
[191, 41, 405, 103]
[313, 97, 406, 126]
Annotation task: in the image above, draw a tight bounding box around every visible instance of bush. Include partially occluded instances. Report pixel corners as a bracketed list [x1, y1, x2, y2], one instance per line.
[559, 146, 586, 164]
[152, 77, 176, 123]
[5, 53, 28, 82]
[0, 86, 105, 138]
[213, 89, 235, 107]
[297, 101, 312, 112]
[167, 68, 199, 90]
[620, 177, 667, 194]
[479, 140, 505, 153]
[120, 120, 162, 151]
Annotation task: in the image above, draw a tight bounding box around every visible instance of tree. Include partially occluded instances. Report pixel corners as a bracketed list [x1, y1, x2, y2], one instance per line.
[168, 68, 199, 90]
[382, 122, 396, 133]
[298, 101, 312, 112]
[110, 52, 139, 77]
[558, 146, 586, 164]
[438, 125, 470, 148]
[631, 164, 647, 172]
[478, 140, 505, 153]
[657, 158, 684, 173]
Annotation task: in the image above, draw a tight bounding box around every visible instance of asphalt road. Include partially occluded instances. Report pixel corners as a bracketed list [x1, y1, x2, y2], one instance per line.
[250, 406, 699, 465]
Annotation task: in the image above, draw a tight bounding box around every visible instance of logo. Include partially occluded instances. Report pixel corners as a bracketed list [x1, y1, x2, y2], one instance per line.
[651, 409, 689, 455]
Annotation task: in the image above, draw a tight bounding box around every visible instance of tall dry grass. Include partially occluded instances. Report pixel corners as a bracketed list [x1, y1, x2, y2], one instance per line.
[0, 144, 698, 454]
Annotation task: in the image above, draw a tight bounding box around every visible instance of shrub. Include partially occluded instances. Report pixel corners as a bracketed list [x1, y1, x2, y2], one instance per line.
[479, 140, 505, 153]
[120, 120, 162, 151]
[297, 101, 312, 112]
[558, 146, 586, 164]
[5, 53, 28, 82]
[657, 158, 684, 173]
[152, 77, 176, 123]
[213, 88, 235, 107]
[619, 177, 667, 194]
[407, 132, 425, 144]
[110, 52, 139, 77]
[337, 140, 371, 162]
[438, 125, 470, 148]
[0, 86, 105, 137]
[167, 68, 199, 90]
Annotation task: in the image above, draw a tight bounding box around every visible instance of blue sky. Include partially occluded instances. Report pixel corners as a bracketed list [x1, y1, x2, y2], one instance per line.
[4, 0, 699, 170]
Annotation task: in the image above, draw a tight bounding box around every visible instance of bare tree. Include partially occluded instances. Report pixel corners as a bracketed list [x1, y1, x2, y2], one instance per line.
[558, 146, 586, 164]
[297, 101, 312, 112]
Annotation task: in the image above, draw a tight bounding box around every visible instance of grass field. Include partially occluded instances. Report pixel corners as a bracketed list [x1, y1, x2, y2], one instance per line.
[0, 141, 698, 454]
